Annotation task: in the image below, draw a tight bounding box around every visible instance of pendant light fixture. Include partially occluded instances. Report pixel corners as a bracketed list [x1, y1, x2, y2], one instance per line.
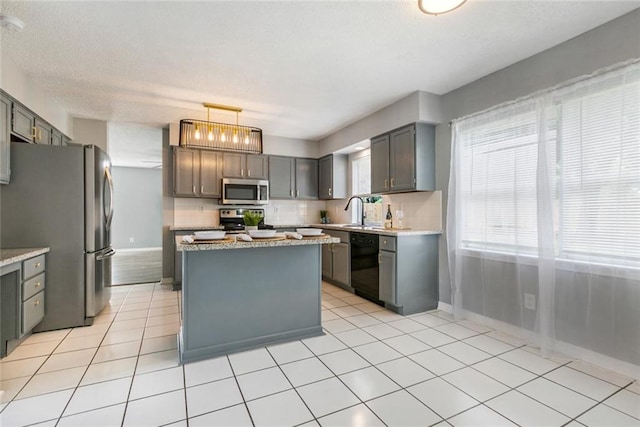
[179, 102, 263, 154]
[418, 0, 466, 15]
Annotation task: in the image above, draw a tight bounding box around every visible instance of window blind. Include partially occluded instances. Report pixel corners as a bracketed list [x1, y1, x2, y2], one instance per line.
[457, 61, 640, 267]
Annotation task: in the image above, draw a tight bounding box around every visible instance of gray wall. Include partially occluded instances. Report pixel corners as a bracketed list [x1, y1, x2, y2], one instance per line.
[111, 166, 162, 248]
[435, 10, 640, 365]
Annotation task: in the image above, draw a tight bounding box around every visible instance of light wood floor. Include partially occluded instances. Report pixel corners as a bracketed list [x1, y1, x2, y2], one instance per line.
[111, 247, 162, 286]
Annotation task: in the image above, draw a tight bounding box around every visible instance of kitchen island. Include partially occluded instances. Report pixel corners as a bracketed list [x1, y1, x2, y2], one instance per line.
[176, 234, 338, 363]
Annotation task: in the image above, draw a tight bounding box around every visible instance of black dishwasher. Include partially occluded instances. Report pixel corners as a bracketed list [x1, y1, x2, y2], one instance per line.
[350, 232, 381, 304]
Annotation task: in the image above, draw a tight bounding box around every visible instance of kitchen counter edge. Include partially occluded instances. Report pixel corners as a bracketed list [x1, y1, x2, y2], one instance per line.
[177, 236, 339, 251]
[0, 247, 50, 268]
[312, 224, 442, 237]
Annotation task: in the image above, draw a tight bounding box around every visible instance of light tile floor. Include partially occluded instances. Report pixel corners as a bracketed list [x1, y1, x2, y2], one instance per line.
[1, 281, 639, 426]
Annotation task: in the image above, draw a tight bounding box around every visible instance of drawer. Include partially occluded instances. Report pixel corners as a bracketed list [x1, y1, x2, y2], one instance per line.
[23, 255, 45, 279]
[325, 230, 350, 243]
[23, 272, 45, 301]
[379, 236, 396, 252]
[22, 290, 45, 334]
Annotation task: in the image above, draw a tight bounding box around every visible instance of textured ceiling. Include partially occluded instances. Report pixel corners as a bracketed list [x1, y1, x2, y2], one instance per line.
[1, 0, 639, 144]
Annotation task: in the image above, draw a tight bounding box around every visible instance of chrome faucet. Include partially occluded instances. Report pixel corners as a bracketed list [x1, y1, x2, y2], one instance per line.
[344, 196, 366, 226]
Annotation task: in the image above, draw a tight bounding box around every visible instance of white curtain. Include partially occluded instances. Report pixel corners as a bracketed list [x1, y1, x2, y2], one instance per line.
[447, 59, 640, 368]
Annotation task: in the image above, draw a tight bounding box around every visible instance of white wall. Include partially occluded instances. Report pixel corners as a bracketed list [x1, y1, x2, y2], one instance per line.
[73, 118, 108, 152]
[0, 50, 72, 136]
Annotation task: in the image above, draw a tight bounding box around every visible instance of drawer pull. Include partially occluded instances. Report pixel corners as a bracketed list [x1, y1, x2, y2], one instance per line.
[35, 262, 41, 268]
[34, 300, 40, 306]
[35, 282, 41, 287]
[383, 240, 387, 245]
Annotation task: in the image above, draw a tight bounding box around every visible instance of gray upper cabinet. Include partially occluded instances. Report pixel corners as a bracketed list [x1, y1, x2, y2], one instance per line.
[319, 154, 347, 199]
[174, 147, 221, 198]
[222, 152, 245, 178]
[1, 94, 11, 184]
[12, 102, 36, 142]
[51, 129, 63, 146]
[269, 156, 317, 199]
[269, 156, 295, 199]
[223, 153, 268, 179]
[371, 123, 435, 194]
[295, 158, 318, 199]
[370, 134, 390, 193]
[246, 154, 268, 179]
[199, 151, 222, 197]
[34, 118, 52, 145]
[174, 147, 198, 196]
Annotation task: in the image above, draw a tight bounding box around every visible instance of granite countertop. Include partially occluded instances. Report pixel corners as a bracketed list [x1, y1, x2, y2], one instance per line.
[177, 235, 339, 251]
[0, 247, 50, 268]
[312, 224, 442, 237]
[170, 224, 312, 231]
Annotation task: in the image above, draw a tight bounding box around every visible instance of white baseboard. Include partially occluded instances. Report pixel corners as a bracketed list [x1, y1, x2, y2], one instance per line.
[436, 301, 640, 380]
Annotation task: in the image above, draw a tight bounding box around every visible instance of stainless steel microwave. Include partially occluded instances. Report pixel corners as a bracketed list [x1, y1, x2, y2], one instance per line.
[221, 178, 269, 205]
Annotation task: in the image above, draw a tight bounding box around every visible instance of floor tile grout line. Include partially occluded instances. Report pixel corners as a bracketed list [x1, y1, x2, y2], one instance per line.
[225, 353, 257, 427]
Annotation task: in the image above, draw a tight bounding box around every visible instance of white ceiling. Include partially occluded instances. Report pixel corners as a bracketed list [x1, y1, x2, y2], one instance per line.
[1, 1, 639, 149]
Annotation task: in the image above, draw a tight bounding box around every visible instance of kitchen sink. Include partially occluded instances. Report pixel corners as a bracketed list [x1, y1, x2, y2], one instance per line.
[341, 224, 379, 230]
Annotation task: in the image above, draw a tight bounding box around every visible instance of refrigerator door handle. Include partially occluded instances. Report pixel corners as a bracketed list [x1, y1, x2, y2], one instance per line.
[104, 166, 115, 230]
[96, 248, 116, 261]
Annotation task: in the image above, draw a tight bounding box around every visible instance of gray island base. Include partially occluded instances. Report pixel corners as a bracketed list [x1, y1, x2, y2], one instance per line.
[177, 236, 338, 364]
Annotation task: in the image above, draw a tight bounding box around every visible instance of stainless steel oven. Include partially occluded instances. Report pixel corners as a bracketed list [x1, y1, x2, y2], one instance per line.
[221, 178, 269, 205]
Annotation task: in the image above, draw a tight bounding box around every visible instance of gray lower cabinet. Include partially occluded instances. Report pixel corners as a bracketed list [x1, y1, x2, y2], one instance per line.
[319, 154, 347, 199]
[1, 252, 46, 358]
[1, 94, 11, 184]
[269, 156, 318, 199]
[321, 230, 350, 287]
[371, 123, 435, 194]
[173, 147, 221, 198]
[378, 234, 438, 315]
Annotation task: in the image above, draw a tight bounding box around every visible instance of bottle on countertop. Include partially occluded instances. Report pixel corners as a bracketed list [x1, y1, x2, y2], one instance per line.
[385, 204, 393, 229]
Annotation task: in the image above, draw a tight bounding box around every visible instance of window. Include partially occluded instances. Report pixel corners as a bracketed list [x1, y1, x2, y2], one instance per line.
[352, 154, 371, 196]
[455, 62, 640, 268]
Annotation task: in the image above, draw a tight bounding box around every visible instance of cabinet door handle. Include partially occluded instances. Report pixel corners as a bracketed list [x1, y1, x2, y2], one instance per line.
[247, 169, 251, 177]
[31, 126, 38, 140]
[201, 185, 204, 193]
[390, 178, 394, 188]
[290, 190, 293, 197]
[328, 188, 332, 196]
[384, 179, 388, 189]
[241, 169, 244, 177]
[296, 190, 299, 197]
[192, 186, 196, 194]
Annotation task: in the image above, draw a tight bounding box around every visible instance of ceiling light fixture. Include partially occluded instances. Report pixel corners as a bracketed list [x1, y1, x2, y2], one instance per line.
[0, 13, 25, 32]
[179, 103, 263, 154]
[418, 0, 466, 15]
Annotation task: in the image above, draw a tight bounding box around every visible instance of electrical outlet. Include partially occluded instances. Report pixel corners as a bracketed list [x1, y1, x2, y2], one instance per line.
[524, 293, 536, 310]
[129, 237, 134, 243]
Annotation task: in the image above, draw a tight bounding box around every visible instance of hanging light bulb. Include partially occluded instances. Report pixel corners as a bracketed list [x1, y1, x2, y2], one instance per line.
[221, 125, 227, 142]
[244, 129, 250, 145]
[206, 107, 214, 141]
[232, 112, 239, 144]
[194, 124, 201, 140]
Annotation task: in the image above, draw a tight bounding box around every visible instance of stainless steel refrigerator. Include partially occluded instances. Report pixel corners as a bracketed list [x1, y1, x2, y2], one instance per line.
[0, 142, 114, 331]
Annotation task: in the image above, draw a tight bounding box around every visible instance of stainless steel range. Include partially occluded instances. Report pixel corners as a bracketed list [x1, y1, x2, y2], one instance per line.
[219, 208, 274, 232]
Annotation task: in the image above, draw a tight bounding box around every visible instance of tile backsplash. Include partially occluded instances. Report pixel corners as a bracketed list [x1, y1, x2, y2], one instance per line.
[173, 191, 442, 230]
